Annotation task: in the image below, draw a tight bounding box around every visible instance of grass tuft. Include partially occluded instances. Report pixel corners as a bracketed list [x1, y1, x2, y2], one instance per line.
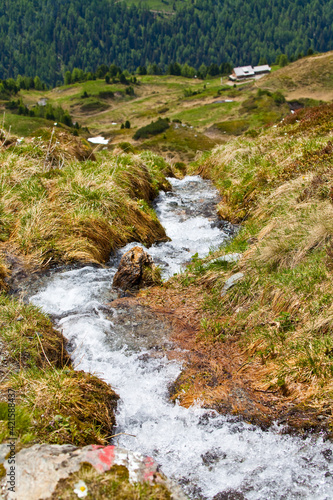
[2, 369, 118, 446]
[0, 135, 171, 268]
[51, 462, 171, 500]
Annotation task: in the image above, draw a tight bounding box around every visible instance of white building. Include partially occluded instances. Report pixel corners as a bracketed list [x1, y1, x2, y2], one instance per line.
[229, 64, 271, 81]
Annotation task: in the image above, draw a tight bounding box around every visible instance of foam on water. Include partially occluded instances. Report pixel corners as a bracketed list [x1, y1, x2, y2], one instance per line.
[30, 176, 333, 499]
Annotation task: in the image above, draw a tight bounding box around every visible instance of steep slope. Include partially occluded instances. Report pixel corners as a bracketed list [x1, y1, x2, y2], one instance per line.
[257, 50, 333, 100]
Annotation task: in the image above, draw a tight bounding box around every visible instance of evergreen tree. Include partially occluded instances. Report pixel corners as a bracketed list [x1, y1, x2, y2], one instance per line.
[34, 76, 43, 90]
[64, 71, 72, 85]
[0, 0, 331, 85]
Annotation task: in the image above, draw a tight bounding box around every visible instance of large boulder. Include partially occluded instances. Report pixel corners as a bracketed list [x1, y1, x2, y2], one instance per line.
[0, 443, 187, 500]
[113, 246, 161, 290]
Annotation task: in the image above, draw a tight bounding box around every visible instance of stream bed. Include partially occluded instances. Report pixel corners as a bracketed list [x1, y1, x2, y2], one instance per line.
[30, 176, 333, 499]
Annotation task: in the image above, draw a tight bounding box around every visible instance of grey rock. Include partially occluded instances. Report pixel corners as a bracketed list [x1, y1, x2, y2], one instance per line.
[0, 443, 187, 500]
[221, 272, 244, 295]
[209, 253, 242, 265]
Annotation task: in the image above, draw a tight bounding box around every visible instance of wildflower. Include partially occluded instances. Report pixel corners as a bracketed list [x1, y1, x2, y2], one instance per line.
[73, 480, 88, 498]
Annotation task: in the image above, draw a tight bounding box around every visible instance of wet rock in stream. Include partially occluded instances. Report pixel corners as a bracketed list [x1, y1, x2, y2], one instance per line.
[213, 491, 245, 500]
[113, 246, 161, 290]
[105, 297, 174, 352]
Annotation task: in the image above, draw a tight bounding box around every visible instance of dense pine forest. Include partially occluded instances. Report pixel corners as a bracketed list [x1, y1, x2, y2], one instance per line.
[1, 0, 333, 85]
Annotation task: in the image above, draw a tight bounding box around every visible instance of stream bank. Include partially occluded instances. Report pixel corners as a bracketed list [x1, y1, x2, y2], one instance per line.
[139, 288, 332, 435]
[184, 105, 333, 428]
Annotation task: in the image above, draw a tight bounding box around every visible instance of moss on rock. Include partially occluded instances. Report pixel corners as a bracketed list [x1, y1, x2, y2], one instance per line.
[6, 369, 119, 446]
[52, 462, 171, 500]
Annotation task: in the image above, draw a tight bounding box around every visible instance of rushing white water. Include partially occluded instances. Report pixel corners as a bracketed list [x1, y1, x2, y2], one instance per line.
[117, 175, 234, 278]
[30, 176, 333, 500]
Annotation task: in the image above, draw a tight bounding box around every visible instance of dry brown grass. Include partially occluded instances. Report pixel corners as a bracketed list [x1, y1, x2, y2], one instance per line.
[0, 136, 170, 268]
[257, 51, 333, 98]
[247, 201, 333, 271]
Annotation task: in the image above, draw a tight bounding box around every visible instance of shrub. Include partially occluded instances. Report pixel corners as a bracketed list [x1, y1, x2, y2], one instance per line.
[98, 90, 114, 99]
[125, 86, 134, 96]
[272, 91, 286, 105]
[133, 118, 170, 140]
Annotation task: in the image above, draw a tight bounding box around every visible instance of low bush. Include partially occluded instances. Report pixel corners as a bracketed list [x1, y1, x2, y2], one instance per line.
[98, 90, 114, 99]
[133, 118, 170, 140]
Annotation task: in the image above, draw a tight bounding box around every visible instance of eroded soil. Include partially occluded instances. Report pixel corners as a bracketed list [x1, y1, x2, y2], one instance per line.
[129, 285, 333, 437]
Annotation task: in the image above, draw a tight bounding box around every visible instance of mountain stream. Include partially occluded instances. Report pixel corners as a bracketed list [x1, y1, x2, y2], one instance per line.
[30, 176, 333, 499]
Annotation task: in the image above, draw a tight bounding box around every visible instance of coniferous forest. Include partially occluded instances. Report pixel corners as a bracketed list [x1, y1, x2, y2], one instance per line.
[1, 0, 333, 85]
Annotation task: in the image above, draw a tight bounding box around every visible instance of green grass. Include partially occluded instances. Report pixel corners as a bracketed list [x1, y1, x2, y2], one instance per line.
[21, 80, 126, 107]
[173, 101, 238, 127]
[15, 75, 239, 138]
[140, 123, 219, 160]
[52, 462, 171, 500]
[1, 113, 53, 136]
[215, 119, 249, 135]
[0, 402, 35, 445]
[0, 293, 69, 369]
[7, 368, 118, 446]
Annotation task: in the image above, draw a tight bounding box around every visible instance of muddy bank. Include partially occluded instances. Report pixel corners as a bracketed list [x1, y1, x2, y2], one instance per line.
[136, 289, 333, 437]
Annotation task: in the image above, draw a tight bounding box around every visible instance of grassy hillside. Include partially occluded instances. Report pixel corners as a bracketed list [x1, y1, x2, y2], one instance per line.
[257, 50, 333, 100]
[0, 53, 329, 163]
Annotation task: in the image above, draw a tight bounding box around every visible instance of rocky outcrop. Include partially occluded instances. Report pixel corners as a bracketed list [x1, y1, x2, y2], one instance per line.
[113, 246, 161, 290]
[0, 444, 187, 500]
